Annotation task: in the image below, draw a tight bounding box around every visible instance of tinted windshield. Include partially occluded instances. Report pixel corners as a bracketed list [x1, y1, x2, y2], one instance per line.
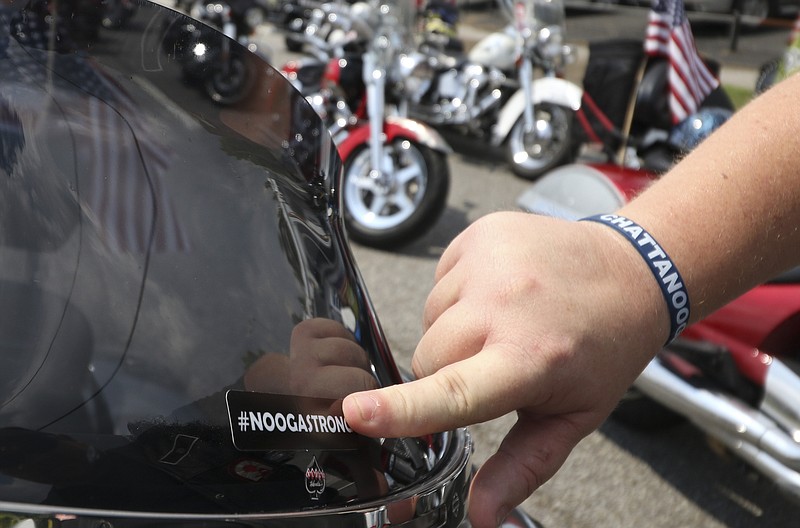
[0, 0, 426, 515]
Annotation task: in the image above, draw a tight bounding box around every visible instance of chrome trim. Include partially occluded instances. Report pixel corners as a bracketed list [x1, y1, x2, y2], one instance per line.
[0, 429, 473, 527]
[635, 359, 800, 501]
[762, 358, 800, 441]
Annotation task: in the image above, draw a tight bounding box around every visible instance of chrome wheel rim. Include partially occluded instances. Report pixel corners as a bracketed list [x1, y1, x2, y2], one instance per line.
[343, 141, 428, 231]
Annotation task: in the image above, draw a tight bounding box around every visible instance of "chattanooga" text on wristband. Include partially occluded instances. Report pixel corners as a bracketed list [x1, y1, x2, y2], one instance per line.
[581, 213, 690, 344]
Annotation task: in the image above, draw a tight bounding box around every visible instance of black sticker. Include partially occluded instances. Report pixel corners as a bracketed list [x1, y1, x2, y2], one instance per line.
[226, 391, 360, 451]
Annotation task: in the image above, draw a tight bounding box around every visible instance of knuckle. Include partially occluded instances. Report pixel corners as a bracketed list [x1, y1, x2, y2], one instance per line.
[410, 354, 427, 380]
[436, 367, 474, 418]
[421, 302, 437, 332]
[380, 385, 415, 431]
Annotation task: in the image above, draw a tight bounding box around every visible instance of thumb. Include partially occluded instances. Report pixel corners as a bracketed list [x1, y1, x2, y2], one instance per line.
[467, 413, 592, 528]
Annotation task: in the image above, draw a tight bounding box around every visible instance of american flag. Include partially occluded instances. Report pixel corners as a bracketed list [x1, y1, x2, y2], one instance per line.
[75, 91, 190, 254]
[644, 0, 718, 124]
[1, 4, 189, 254]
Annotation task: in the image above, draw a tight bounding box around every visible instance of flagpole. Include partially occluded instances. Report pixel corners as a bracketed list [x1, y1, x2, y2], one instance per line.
[615, 55, 649, 166]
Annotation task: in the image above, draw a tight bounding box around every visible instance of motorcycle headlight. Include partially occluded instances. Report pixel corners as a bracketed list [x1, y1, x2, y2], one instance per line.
[535, 26, 567, 70]
[538, 27, 563, 59]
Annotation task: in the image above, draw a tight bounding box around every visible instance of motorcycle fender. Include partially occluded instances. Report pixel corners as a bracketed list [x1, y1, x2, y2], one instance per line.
[337, 117, 453, 161]
[491, 77, 583, 146]
[516, 163, 644, 219]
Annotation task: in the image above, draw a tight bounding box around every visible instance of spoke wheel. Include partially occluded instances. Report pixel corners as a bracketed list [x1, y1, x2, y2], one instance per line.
[505, 103, 576, 180]
[342, 139, 449, 248]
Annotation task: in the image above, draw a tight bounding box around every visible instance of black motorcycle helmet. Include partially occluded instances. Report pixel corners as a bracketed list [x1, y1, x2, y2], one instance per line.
[0, 1, 474, 525]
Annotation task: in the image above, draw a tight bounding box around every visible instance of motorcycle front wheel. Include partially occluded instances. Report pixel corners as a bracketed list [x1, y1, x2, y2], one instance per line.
[506, 103, 576, 181]
[342, 139, 449, 249]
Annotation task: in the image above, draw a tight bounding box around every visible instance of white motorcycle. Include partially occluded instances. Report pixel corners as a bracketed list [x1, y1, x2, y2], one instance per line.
[396, 0, 583, 180]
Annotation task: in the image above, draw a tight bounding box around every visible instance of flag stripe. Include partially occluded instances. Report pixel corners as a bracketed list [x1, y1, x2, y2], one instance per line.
[2, 6, 188, 253]
[81, 93, 189, 253]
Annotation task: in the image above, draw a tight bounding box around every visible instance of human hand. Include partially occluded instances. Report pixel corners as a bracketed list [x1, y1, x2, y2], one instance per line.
[244, 318, 378, 400]
[342, 212, 669, 527]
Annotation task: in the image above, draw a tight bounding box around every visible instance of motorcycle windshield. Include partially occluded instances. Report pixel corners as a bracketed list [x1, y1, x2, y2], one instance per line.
[532, 0, 565, 31]
[501, 0, 564, 35]
[0, 0, 470, 521]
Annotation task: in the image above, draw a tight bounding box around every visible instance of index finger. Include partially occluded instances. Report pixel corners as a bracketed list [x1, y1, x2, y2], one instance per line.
[342, 345, 530, 438]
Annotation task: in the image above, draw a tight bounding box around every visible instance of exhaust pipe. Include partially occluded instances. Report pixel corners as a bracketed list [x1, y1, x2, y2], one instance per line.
[634, 359, 800, 502]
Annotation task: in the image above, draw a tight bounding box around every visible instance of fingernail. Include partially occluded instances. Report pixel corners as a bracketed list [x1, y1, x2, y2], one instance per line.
[349, 393, 380, 423]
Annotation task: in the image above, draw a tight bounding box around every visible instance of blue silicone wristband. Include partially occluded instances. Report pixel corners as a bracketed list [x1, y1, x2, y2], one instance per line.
[581, 214, 690, 345]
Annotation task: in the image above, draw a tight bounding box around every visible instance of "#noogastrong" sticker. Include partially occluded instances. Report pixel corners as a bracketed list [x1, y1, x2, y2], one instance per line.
[226, 390, 360, 451]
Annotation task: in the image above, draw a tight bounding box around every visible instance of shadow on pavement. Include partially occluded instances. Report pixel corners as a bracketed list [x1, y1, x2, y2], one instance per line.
[601, 417, 800, 527]
[390, 205, 472, 258]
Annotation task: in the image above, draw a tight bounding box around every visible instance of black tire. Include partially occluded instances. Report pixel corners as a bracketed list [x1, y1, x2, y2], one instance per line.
[505, 103, 577, 181]
[204, 53, 253, 105]
[611, 387, 686, 431]
[342, 139, 449, 249]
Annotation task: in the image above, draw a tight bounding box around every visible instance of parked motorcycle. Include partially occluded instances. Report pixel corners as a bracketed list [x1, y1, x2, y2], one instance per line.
[280, 0, 375, 98]
[295, 0, 452, 249]
[282, 0, 578, 181]
[279, 1, 463, 97]
[163, 0, 267, 104]
[516, 109, 800, 505]
[273, 0, 361, 53]
[516, 107, 733, 220]
[512, 36, 735, 180]
[397, 0, 579, 180]
[0, 1, 542, 526]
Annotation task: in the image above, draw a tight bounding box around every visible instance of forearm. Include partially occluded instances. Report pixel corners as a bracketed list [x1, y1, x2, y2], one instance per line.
[619, 74, 800, 322]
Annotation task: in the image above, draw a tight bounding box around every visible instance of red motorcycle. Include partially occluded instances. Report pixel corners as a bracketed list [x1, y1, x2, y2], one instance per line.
[517, 116, 800, 503]
[282, 1, 451, 249]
